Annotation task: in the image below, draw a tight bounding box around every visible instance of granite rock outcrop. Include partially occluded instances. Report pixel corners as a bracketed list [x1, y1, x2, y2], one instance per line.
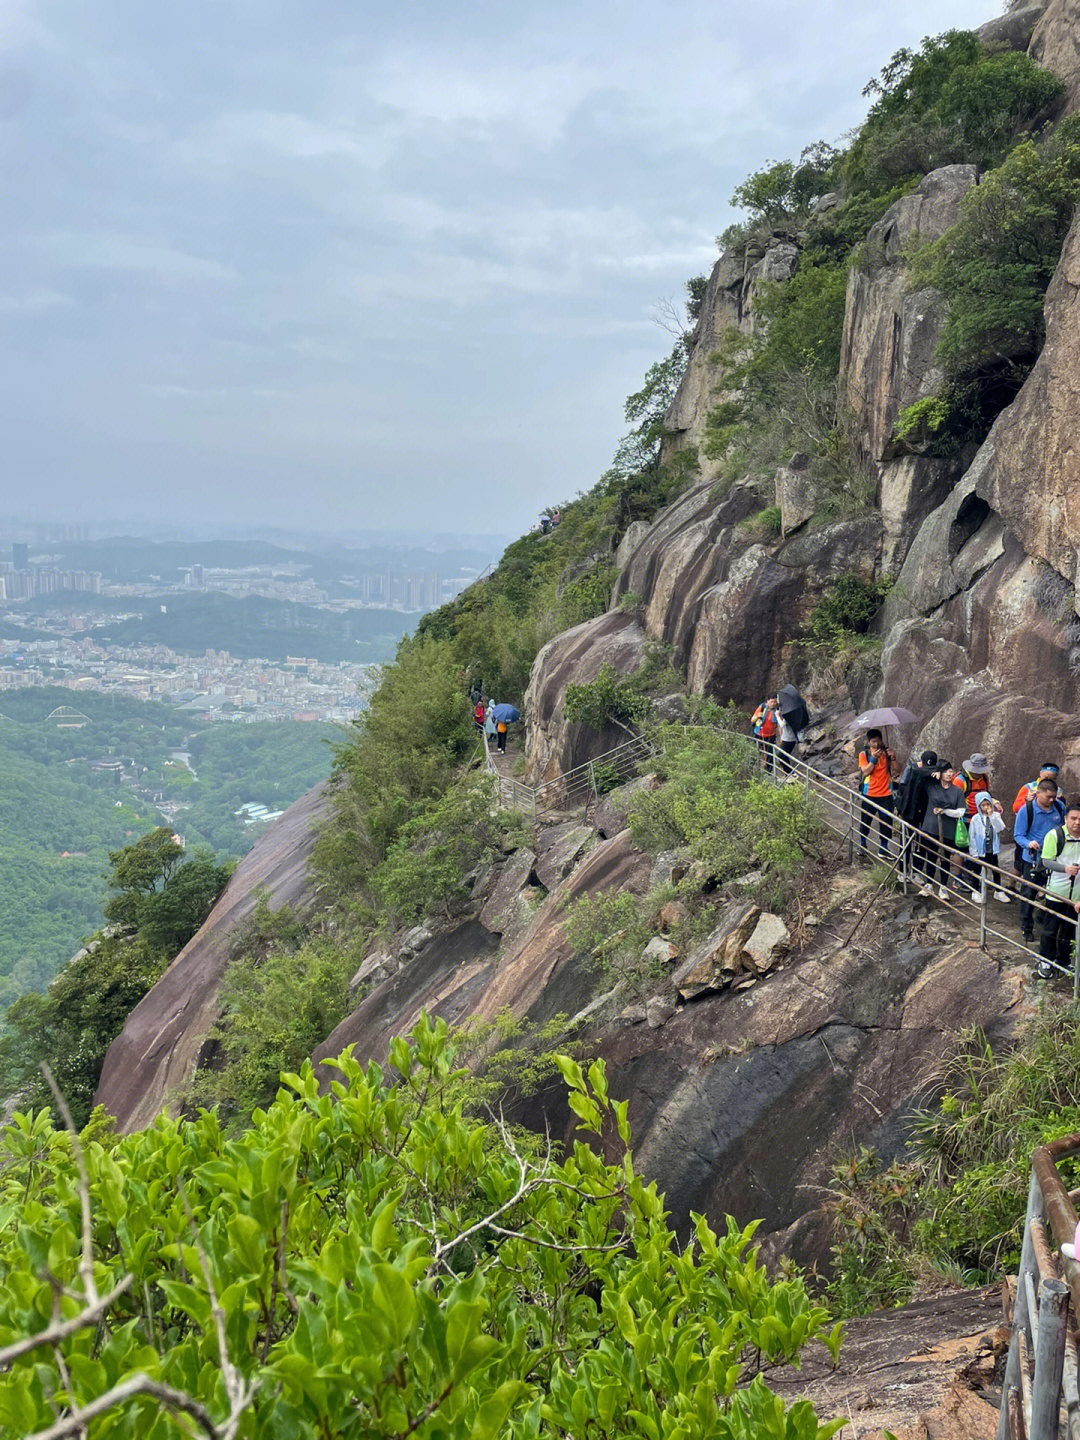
[94, 782, 332, 1132]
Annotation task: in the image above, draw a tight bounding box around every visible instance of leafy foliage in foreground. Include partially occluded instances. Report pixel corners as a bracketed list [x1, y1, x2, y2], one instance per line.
[0, 1019, 843, 1439]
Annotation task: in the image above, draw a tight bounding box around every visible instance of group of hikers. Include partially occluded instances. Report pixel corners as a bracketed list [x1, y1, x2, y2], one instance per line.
[752, 692, 1079, 978]
[469, 687, 519, 754]
[538, 509, 561, 535]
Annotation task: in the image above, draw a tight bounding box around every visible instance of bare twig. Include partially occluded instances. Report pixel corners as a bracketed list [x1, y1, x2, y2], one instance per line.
[26, 1373, 219, 1440]
[40, 1064, 97, 1307]
[0, 1276, 134, 1369]
[177, 1181, 256, 1437]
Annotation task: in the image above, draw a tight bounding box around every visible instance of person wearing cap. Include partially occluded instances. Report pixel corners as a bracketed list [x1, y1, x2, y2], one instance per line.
[1013, 776, 1067, 942]
[896, 749, 938, 828]
[1011, 763, 1061, 880]
[967, 793, 1011, 903]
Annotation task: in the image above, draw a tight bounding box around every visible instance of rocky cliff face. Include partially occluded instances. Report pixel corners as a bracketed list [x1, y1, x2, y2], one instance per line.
[309, 811, 1026, 1271]
[95, 782, 332, 1131]
[526, 156, 1080, 793]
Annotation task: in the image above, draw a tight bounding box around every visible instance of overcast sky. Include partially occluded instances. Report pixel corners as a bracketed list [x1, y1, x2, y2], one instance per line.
[1, 0, 994, 540]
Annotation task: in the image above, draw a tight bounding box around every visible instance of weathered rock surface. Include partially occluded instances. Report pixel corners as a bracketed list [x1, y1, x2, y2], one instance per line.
[743, 912, 789, 973]
[978, 2, 1049, 51]
[974, 212, 1080, 587]
[95, 781, 332, 1132]
[533, 821, 593, 889]
[315, 829, 654, 1077]
[523, 610, 647, 785]
[841, 166, 977, 465]
[1029, 0, 1080, 113]
[479, 848, 537, 934]
[769, 1287, 1004, 1439]
[672, 902, 760, 998]
[663, 239, 798, 476]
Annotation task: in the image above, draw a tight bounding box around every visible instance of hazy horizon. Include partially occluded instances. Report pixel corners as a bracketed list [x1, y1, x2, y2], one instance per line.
[3, 0, 993, 540]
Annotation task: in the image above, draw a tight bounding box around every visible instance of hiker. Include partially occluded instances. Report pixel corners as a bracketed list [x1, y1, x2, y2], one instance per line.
[551, 508, 561, 527]
[1010, 762, 1061, 881]
[918, 763, 967, 900]
[484, 700, 498, 747]
[967, 793, 1011, 903]
[1037, 800, 1080, 978]
[954, 753, 1001, 889]
[896, 749, 938, 828]
[752, 699, 779, 774]
[774, 686, 808, 775]
[473, 698, 486, 731]
[539, 512, 551, 535]
[1013, 776, 1067, 943]
[857, 729, 898, 858]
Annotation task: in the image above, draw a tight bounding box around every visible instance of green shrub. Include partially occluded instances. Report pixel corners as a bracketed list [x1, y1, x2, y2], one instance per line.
[0, 1017, 843, 1439]
[806, 576, 891, 653]
[187, 936, 350, 1119]
[911, 116, 1080, 384]
[628, 724, 819, 886]
[845, 31, 1064, 193]
[371, 773, 510, 925]
[828, 1003, 1080, 1312]
[564, 663, 651, 730]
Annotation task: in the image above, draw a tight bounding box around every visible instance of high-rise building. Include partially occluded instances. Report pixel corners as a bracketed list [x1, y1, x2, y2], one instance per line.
[12, 543, 28, 571]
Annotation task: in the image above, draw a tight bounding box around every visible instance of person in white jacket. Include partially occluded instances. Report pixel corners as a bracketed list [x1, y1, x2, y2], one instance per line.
[968, 793, 1011, 902]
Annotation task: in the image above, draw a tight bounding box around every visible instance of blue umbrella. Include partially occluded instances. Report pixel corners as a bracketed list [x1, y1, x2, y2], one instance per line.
[492, 703, 520, 723]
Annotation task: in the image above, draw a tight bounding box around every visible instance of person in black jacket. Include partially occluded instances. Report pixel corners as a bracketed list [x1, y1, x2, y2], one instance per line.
[918, 763, 968, 899]
[897, 750, 938, 826]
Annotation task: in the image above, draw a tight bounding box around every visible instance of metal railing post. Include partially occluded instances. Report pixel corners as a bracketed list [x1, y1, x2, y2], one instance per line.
[1075, 908, 1080, 1003]
[1000, 1169, 1044, 1440]
[1031, 1278, 1069, 1438]
[979, 864, 988, 949]
[848, 789, 855, 865]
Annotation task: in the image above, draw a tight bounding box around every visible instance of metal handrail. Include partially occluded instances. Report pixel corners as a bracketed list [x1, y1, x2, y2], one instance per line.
[1001, 1135, 1080, 1438]
[481, 727, 655, 815]
[744, 735, 1080, 993]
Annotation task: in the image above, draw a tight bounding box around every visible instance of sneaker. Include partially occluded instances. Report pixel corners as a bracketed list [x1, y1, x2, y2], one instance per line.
[918, 885, 933, 898]
[1022, 930, 1035, 943]
[966, 887, 981, 900]
[995, 890, 1011, 903]
[1035, 962, 1055, 981]
[937, 884, 950, 900]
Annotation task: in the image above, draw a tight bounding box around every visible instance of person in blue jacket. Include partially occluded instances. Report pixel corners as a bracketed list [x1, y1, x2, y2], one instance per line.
[1013, 776, 1067, 942]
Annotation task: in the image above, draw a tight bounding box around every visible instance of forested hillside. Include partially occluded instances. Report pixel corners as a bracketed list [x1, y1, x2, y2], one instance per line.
[0, 692, 339, 1000]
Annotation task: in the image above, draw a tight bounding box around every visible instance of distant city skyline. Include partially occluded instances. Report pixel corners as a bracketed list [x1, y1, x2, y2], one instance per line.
[2, 0, 993, 538]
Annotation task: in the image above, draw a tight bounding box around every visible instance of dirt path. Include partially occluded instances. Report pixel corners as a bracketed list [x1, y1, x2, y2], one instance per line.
[768, 1286, 1005, 1439]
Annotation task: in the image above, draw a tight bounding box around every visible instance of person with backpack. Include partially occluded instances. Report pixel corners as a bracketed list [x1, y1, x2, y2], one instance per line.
[1013, 776, 1067, 942]
[1036, 800, 1080, 978]
[752, 699, 779, 774]
[967, 793, 1011, 903]
[1010, 762, 1061, 879]
[484, 699, 498, 748]
[473, 698, 486, 731]
[857, 729, 898, 857]
[918, 762, 968, 900]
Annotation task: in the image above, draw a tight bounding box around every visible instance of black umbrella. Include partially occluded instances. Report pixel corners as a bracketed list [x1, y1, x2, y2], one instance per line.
[776, 685, 809, 734]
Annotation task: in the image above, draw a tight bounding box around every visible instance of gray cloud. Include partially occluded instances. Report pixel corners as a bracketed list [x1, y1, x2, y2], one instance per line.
[1, 0, 994, 536]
